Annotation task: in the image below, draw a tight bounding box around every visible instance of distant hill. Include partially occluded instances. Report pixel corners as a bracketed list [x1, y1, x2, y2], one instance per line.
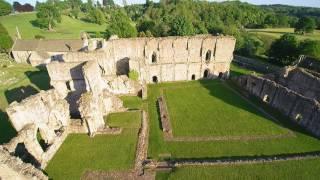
[0, 13, 106, 40]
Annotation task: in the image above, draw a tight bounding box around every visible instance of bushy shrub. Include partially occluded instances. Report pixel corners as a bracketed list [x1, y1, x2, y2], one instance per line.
[35, 34, 45, 39]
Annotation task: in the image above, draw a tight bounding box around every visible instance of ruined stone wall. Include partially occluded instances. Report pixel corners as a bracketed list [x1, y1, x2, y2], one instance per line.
[57, 35, 235, 84]
[0, 146, 48, 180]
[234, 70, 320, 137]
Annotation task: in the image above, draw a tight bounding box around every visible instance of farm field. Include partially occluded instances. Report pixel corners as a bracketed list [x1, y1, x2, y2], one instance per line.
[0, 13, 106, 39]
[147, 80, 320, 159]
[156, 158, 320, 180]
[45, 111, 141, 180]
[163, 82, 288, 137]
[247, 28, 320, 41]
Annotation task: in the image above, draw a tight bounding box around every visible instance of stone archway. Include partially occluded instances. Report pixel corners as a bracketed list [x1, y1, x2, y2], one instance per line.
[152, 76, 158, 83]
[203, 69, 209, 78]
[116, 58, 130, 76]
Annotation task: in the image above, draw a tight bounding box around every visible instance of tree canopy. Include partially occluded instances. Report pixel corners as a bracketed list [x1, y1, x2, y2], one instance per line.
[36, 1, 62, 30]
[268, 33, 299, 65]
[295, 17, 317, 34]
[0, 0, 12, 16]
[105, 10, 137, 38]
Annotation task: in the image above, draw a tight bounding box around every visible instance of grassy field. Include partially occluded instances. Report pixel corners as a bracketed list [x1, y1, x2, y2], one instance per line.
[147, 80, 320, 159]
[156, 158, 320, 180]
[248, 28, 320, 41]
[45, 111, 141, 180]
[163, 82, 288, 137]
[0, 13, 106, 39]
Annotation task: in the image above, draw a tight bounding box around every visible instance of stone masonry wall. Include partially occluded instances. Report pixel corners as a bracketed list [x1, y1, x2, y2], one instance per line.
[234, 68, 320, 137]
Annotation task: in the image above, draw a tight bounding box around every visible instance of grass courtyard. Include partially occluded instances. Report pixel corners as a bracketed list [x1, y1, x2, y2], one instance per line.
[147, 80, 320, 159]
[45, 111, 141, 180]
[163, 81, 288, 137]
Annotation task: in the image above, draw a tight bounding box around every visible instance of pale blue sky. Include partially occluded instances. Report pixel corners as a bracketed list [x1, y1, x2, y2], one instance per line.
[6, 0, 320, 8]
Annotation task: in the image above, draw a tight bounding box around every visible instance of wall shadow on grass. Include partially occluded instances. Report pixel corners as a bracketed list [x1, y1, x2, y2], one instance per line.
[0, 110, 16, 144]
[199, 79, 316, 138]
[5, 85, 39, 104]
[25, 68, 51, 91]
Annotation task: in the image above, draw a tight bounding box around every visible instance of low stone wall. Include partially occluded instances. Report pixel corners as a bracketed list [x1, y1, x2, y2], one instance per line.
[157, 96, 172, 135]
[233, 71, 320, 137]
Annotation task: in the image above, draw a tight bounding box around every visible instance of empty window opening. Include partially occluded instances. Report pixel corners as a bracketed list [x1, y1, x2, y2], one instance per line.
[191, 74, 196, 80]
[263, 95, 270, 103]
[66, 81, 71, 91]
[205, 50, 212, 62]
[152, 76, 158, 83]
[203, 69, 209, 78]
[116, 58, 129, 76]
[37, 129, 49, 151]
[295, 114, 303, 122]
[152, 52, 157, 63]
[252, 82, 256, 87]
[218, 72, 223, 79]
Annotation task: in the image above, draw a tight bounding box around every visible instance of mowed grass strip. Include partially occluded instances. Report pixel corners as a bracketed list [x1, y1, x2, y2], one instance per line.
[147, 80, 320, 159]
[247, 28, 320, 41]
[120, 96, 143, 110]
[163, 81, 288, 137]
[156, 158, 320, 180]
[45, 111, 141, 180]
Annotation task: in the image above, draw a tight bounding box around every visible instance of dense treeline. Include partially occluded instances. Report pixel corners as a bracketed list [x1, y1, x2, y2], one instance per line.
[1, 0, 320, 64]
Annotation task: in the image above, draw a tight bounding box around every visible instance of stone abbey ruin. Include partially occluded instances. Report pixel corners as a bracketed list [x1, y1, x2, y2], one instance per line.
[2, 34, 320, 179]
[2, 35, 236, 179]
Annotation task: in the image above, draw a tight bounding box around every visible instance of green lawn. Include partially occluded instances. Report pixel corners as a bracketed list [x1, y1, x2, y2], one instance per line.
[247, 28, 320, 41]
[45, 111, 141, 180]
[163, 82, 288, 137]
[0, 13, 106, 39]
[120, 96, 143, 110]
[147, 80, 320, 159]
[156, 158, 320, 180]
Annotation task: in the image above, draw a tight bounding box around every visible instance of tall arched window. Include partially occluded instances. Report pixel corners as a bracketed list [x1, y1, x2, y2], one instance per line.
[152, 52, 157, 63]
[205, 50, 212, 62]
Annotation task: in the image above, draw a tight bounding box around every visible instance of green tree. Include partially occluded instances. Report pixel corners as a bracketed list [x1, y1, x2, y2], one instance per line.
[36, 1, 61, 31]
[0, 22, 13, 53]
[299, 40, 320, 59]
[295, 17, 316, 34]
[88, 8, 105, 25]
[170, 16, 194, 36]
[268, 33, 299, 66]
[105, 10, 137, 38]
[0, 0, 11, 16]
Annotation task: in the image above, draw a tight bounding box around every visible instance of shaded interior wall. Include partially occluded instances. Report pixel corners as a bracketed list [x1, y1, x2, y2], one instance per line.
[234, 72, 320, 137]
[273, 68, 320, 102]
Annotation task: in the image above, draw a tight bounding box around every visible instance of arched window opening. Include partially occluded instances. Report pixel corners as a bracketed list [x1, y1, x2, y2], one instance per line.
[152, 76, 158, 83]
[263, 95, 270, 103]
[191, 74, 195, 80]
[203, 69, 209, 78]
[66, 81, 71, 91]
[205, 50, 212, 62]
[295, 114, 303, 122]
[218, 72, 223, 79]
[152, 52, 157, 63]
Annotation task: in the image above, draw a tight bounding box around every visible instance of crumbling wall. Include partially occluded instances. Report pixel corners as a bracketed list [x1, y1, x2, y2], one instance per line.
[78, 90, 124, 136]
[234, 69, 320, 137]
[5, 90, 70, 168]
[266, 67, 320, 102]
[0, 146, 48, 180]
